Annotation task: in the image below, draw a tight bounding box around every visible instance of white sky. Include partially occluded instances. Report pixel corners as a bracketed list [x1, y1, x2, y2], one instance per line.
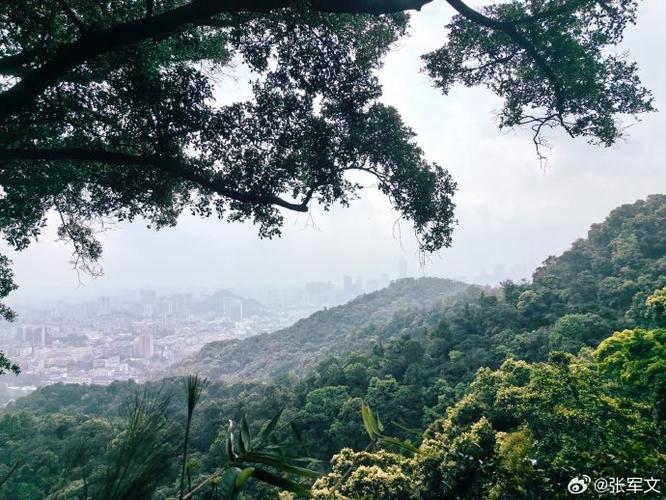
[3, 0, 666, 306]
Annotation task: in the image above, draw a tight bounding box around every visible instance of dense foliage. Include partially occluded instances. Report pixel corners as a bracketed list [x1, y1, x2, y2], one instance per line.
[312, 347, 664, 499]
[1, 195, 665, 498]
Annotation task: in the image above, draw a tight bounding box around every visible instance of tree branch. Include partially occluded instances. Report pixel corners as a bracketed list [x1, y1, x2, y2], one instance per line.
[510, 0, 589, 25]
[0, 0, 431, 120]
[444, 0, 511, 30]
[55, 0, 88, 34]
[0, 461, 20, 490]
[0, 148, 315, 212]
[444, 0, 568, 125]
[0, 51, 37, 77]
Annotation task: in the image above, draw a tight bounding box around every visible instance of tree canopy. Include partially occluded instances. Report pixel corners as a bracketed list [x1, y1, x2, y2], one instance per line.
[0, 0, 654, 349]
[312, 351, 665, 499]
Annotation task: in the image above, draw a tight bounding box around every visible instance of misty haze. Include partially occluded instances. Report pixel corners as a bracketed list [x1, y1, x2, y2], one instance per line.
[1, 0, 665, 499]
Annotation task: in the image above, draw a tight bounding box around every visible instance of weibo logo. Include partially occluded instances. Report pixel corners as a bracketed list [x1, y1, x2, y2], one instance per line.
[567, 475, 591, 494]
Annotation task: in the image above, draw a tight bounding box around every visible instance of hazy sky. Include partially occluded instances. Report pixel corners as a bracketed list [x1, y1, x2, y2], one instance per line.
[3, 0, 666, 306]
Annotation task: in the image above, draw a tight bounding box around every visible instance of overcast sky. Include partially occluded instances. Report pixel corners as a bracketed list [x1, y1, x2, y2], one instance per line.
[3, 0, 666, 306]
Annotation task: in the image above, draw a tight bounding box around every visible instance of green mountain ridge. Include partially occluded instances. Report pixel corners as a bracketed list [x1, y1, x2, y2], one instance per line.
[173, 277, 470, 382]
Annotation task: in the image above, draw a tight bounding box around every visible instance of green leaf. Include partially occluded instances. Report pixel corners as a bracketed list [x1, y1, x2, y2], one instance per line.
[290, 457, 324, 465]
[235, 467, 255, 489]
[376, 412, 384, 433]
[361, 401, 380, 440]
[290, 421, 303, 443]
[240, 415, 251, 452]
[240, 452, 321, 477]
[379, 436, 420, 454]
[226, 434, 236, 460]
[391, 421, 422, 437]
[258, 407, 284, 442]
[251, 467, 312, 498]
[219, 467, 241, 500]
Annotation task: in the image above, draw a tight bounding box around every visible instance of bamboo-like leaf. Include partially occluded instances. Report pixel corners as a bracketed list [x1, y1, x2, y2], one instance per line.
[226, 434, 236, 460]
[289, 457, 324, 465]
[361, 401, 379, 439]
[379, 436, 420, 454]
[235, 467, 255, 489]
[240, 415, 251, 452]
[219, 467, 241, 500]
[377, 411, 384, 433]
[366, 405, 380, 435]
[240, 452, 321, 477]
[258, 407, 284, 442]
[391, 421, 422, 437]
[184, 374, 207, 418]
[290, 421, 303, 443]
[251, 468, 312, 498]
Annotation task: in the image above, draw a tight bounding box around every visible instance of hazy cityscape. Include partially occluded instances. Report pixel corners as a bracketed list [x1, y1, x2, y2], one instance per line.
[0, 270, 395, 405]
[0, 257, 531, 407]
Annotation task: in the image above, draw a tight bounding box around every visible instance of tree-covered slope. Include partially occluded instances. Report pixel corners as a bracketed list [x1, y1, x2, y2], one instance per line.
[173, 278, 469, 382]
[271, 194, 666, 459]
[525, 193, 666, 326]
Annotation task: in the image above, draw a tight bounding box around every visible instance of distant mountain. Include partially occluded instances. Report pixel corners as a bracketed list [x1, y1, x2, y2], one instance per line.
[173, 277, 469, 382]
[192, 289, 265, 318]
[175, 195, 666, 384]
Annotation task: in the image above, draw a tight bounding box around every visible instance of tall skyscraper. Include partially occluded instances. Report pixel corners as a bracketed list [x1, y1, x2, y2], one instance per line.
[343, 275, 353, 293]
[223, 296, 244, 322]
[399, 256, 408, 279]
[140, 289, 157, 304]
[14, 325, 48, 345]
[132, 334, 154, 358]
[97, 296, 111, 315]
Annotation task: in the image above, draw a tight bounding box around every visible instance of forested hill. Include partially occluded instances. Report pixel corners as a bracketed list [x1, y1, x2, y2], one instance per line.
[523, 193, 666, 326]
[173, 277, 469, 382]
[173, 194, 666, 384]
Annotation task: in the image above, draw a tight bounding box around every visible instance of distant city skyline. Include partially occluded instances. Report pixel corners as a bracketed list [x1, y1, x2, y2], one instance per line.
[2, 261, 528, 312]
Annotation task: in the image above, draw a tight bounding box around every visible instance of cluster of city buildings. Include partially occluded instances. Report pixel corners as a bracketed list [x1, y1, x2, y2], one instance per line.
[0, 289, 293, 403]
[0, 274, 398, 405]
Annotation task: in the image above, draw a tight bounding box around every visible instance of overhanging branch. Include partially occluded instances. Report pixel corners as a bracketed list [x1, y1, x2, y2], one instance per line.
[0, 52, 34, 77]
[0, 0, 432, 120]
[0, 148, 315, 212]
[444, 0, 568, 122]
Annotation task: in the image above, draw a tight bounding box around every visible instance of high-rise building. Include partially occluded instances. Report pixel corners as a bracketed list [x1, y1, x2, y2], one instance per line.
[223, 296, 244, 322]
[399, 256, 408, 279]
[172, 293, 192, 315]
[132, 334, 154, 358]
[97, 296, 111, 316]
[355, 276, 364, 292]
[140, 290, 157, 303]
[343, 275, 354, 293]
[305, 281, 334, 304]
[14, 325, 48, 345]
